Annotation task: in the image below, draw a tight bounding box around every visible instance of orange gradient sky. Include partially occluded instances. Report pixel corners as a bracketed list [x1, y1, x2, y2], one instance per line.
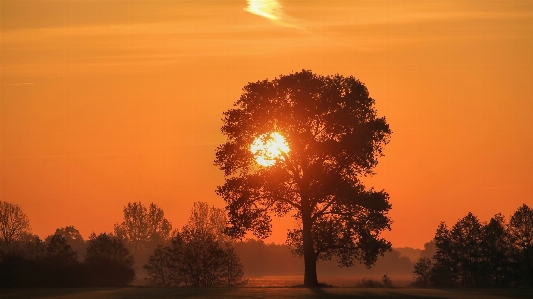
[1, 0, 532, 248]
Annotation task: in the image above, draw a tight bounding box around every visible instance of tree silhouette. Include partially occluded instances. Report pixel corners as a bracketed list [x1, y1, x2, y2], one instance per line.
[508, 204, 533, 286]
[419, 208, 530, 288]
[0, 201, 31, 245]
[144, 202, 246, 287]
[480, 213, 512, 286]
[85, 233, 135, 286]
[45, 226, 85, 261]
[215, 70, 392, 287]
[430, 222, 456, 287]
[186, 202, 230, 243]
[144, 245, 176, 286]
[413, 257, 433, 287]
[114, 202, 172, 256]
[45, 234, 77, 266]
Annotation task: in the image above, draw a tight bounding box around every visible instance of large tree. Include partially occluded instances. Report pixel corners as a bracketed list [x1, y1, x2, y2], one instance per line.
[215, 70, 392, 287]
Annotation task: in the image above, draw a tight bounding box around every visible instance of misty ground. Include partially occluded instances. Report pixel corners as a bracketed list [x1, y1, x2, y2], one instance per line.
[1, 287, 531, 299]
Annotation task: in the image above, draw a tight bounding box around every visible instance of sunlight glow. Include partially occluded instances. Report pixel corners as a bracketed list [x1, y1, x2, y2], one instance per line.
[250, 132, 290, 167]
[245, 0, 282, 21]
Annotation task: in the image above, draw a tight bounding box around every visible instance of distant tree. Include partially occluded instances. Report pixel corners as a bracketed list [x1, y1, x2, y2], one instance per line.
[114, 202, 172, 255]
[420, 240, 436, 259]
[144, 245, 177, 286]
[422, 211, 523, 288]
[85, 233, 135, 287]
[45, 234, 77, 266]
[222, 246, 247, 286]
[186, 202, 230, 243]
[0, 201, 31, 245]
[45, 226, 85, 260]
[144, 203, 247, 287]
[430, 222, 456, 287]
[412, 257, 433, 287]
[449, 213, 483, 287]
[479, 213, 512, 287]
[508, 204, 533, 286]
[215, 70, 392, 287]
[9, 233, 46, 260]
[381, 274, 393, 288]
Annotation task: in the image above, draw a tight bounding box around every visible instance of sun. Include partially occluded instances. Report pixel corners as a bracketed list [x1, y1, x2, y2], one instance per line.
[250, 132, 290, 167]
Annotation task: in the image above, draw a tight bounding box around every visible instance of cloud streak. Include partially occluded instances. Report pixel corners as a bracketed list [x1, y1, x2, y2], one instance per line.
[245, 0, 300, 28]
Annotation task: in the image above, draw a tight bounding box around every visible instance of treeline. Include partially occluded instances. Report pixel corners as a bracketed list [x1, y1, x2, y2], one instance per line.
[0, 232, 134, 287]
[413, 204, 533, 288]
[0, 201, 245, 288]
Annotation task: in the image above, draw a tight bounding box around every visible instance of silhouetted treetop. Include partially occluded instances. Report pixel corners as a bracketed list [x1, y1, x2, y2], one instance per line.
[114, 202, 172, 253]
[0, 201, 31, 245]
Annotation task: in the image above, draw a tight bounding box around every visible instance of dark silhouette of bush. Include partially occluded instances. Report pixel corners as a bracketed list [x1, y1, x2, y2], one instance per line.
[144, 203, 247, 287]
[84, 233, 136, 287]
[45, 226, 86, 261]
[0, 235, 85, 287]
[356, 278, 383, 288]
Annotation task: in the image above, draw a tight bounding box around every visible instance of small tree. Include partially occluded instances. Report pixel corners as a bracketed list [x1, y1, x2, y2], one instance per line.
[144, 245, 176, 286]
[449, 213, 483, 287]
[186, 202, 230, 243]
[412, 257, 433, 287]
[508, 204, 533, 286]
[144, 203, 247, 287]
[431, 222, 456, 287]
[45, 226, 85, 261]
[46, 234, 77, 266]
[0, 201, 31, 245]
[479, 213, 512, 286]
[381, 274, 393, 288]
[114, 202, 172, 255]
[85, 233, 135, 287]
[215, 70, 392, 287]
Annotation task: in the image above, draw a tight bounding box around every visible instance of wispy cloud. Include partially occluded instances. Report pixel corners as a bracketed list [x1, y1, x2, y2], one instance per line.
[5, 83, 36, 86]
[245, 0, 301, 28]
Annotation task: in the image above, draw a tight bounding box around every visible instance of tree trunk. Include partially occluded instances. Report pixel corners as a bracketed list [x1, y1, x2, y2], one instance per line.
[302, 206, 319, 287]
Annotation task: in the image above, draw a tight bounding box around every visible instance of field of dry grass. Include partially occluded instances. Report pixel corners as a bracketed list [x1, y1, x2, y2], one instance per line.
[1, 287, 531, 299]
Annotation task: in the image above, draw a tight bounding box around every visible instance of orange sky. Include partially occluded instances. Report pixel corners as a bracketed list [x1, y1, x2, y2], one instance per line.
[1, 0, 532, 249]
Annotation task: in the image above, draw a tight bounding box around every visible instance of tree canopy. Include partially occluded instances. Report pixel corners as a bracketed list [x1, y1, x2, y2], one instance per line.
[215, 70, 392, 287]
[144, 202, 246, 287]
[114, 202, 172, 254]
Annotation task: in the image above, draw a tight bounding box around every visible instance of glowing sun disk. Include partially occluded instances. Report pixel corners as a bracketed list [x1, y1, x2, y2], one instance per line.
[250, 132, 289, 166]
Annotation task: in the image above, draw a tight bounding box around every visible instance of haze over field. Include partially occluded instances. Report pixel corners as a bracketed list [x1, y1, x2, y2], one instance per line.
[1, 0, 533, 248]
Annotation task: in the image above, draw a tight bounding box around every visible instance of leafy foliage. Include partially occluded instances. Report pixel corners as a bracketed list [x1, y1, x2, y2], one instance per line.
[0, 201, 31, 245]
[45, 226, 85, 261]
[85, 233, 136, 286]
[114, 202, 173, 255]
[144, 202, 247, 287]
[508, 204, 533, 286]
[414, 204, 533, 288]
[215, 70, 392, 286]
[45, 234, 78, 266]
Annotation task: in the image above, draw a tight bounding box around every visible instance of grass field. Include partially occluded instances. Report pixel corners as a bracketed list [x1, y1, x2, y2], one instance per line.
[1, 287, 531, 299]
